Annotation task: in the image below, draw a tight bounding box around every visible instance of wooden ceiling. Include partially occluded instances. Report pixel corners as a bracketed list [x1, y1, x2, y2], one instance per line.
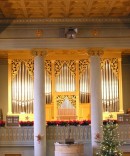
[0, 0, 130, 19]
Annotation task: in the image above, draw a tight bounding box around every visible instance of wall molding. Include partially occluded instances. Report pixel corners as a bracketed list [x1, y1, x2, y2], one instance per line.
[0, 38, 130, 50]
[1, 17, 130, 25]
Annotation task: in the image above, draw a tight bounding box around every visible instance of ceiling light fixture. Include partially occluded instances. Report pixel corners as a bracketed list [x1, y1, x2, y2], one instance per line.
[65, 28, 78, 39]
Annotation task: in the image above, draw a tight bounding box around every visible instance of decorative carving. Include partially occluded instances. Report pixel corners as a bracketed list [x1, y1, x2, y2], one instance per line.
[45, 60, 52, 76]
[32, 48, 47, 57]
[12, 59, 34, 79]
[12, 59, 52, 78]
[79, 59, 89, 76]
[35, 29, 43, 38]
[56, 95, 76, 108]
[11, 60, 21, 79]
[100, 58, 105, 70]
[1, 18, 130, 25]
[110, 58, 119, 77]
[46, 126, 91, 142]
[90, 29, 99, 37]
[87, 48, 104, 56]
[23, 59, 34, 79]
[101, 58, 118, 77]
[66, 60, 76, 76]
[54, 60, 76, 77]
[0, 0, 130, 21]
[0, 127, 34, 144]
[54, 60, 64, 76]
[0, 126, 129, 146]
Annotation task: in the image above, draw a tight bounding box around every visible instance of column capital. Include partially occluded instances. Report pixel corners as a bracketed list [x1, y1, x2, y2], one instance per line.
[32, 48, 47, 57]
[87, 48, 104, 56]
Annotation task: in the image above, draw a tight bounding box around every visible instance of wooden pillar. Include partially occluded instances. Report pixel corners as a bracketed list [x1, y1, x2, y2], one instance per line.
[76, 60, 79, 120]
[51, 60, 57, 120]
[118, 58, 124, 113]
[8, 59, 12, 115]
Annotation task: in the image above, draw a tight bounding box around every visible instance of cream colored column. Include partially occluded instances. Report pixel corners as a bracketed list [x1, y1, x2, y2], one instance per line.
[8, 59, 12, 114]
[76, 60, 79, 120]
[33, 49, 46, 156]
[118, 58, 124, 113]
[88, 48, 103, 156]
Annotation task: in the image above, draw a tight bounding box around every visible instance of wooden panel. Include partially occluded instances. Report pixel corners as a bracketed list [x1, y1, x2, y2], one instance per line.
[46, 104, 54, 121]
[57, 108, 77, 120]
[55, 143, 84, 156]
[0, 0, 130, 18]
[79, 103, 90, 120]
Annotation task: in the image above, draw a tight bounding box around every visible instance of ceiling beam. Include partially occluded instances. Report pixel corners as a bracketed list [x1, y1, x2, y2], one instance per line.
[85, 0, 94, 16]
[65, 0, 71, 17]
[20, 0, 28, 18]
[43, 0, 48, 18]
[104, 1, 117, 16]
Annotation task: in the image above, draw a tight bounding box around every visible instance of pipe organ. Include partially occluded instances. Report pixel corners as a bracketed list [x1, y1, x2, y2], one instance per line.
[10, 56, 120, 121]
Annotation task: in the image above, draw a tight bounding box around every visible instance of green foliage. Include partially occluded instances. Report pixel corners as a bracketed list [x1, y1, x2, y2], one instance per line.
[96, 120, 123, 156]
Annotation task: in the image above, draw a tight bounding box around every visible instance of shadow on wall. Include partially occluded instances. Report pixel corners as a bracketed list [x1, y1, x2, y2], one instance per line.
[0, 108, 3, 120]
[122, 54, 130, 114]
[0, 59, 8, 120]
[0, 18, 15, 31]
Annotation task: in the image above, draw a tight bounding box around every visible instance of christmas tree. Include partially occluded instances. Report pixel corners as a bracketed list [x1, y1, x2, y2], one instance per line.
[96, 119, 123, 156]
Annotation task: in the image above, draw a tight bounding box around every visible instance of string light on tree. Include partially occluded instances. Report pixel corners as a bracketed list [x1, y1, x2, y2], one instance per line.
[95, 115, 123, 156]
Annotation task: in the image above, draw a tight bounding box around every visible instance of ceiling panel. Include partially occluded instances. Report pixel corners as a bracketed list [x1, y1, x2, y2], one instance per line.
[0, 0, 130, 19]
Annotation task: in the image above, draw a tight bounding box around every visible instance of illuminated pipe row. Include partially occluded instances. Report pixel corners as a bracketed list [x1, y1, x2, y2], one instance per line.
[12, 62, 34, 113]
[80, 65, 90, 103]
[45, 70, 51, 104]
[102, 60, 119, 112]
[55, 64, 75, 92]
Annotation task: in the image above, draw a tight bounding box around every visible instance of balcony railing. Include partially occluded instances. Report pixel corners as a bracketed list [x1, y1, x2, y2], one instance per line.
[0, 127, 34, 146]
[0, 124, 130, 146]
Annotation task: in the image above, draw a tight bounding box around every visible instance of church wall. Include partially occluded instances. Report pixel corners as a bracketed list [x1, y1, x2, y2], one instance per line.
[0, 59, 8, 120]
[1, 23, 130, 50]
[0, 23, 130, 39]
[122, 55, 130, 113]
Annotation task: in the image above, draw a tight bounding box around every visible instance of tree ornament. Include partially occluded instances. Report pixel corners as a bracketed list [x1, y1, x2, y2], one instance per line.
[96, 119, 123, 156]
